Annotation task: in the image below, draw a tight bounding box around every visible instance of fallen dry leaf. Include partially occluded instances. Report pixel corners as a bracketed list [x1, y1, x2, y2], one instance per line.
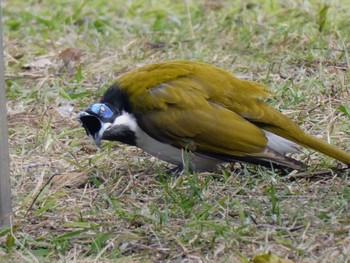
[22, 58, 53, 69]
[51, 172, 89, 189]
[56, 105, 74, 118]
[59, 47, 81, 63]
[204, 0, 225, 10]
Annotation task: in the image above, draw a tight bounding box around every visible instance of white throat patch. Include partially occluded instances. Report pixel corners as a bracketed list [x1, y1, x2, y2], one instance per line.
[112, 111, 138, 132]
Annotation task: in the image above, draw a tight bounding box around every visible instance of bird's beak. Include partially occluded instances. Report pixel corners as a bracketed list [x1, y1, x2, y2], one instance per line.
[93, 132, 102, 147]
[78, 111, 110, 147]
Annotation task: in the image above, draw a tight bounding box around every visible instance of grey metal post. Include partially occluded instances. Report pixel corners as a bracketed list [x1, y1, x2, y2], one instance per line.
[0, 1, 12, 226]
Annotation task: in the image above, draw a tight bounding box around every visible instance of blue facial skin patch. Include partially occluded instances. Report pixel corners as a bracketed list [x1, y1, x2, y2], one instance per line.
[89, 103, 114, 118]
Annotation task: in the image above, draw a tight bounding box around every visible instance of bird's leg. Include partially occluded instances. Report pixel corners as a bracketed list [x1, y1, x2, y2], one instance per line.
[166, 165, 186, 177]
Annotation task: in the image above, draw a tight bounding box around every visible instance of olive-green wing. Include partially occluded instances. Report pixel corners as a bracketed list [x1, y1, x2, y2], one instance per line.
[129, 77, 269, 157]
[127, 78, 307, 169]
[116, 61, 273, 157]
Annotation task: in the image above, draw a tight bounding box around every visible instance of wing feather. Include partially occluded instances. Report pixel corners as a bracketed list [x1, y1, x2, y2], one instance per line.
[115, 61, 301, 164]
[134, 80, 269, 157]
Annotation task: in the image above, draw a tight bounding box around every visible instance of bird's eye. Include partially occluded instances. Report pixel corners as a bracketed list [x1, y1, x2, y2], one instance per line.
[90, 103, 113, 118]
[99, 105, 105, 114]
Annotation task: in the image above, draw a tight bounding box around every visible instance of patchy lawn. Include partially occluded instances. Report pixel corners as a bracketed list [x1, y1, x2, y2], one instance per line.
[1, 0, 350, 262]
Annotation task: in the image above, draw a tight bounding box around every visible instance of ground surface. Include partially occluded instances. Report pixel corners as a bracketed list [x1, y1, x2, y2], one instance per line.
[1, 0, 350, 262]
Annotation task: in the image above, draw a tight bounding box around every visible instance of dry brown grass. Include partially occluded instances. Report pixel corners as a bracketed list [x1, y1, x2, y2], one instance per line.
[2, 0, 350, 262]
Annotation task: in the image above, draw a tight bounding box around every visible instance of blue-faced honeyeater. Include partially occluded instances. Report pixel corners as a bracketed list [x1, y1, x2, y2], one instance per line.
[78, 61, 350, 171]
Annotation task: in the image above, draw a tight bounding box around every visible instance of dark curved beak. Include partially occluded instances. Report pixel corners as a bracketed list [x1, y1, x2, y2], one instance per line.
[77, 111, 103, 146]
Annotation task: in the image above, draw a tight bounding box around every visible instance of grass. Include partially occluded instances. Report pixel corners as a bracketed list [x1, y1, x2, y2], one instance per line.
[2, 0, 350, 262]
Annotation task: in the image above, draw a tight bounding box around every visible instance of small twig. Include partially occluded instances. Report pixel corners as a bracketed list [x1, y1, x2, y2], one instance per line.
[307, 47, 345, 52]
[25, 173, 59, 217]
[249, 215, 258, 225]
[93, 235, 119, 263]
[285, 167, 349, 179]
[149, 227, 163, 249]
[255, 223, 304, 232]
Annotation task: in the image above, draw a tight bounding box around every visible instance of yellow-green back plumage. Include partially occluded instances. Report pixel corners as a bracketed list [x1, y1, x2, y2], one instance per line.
[116, 60, 350, 166]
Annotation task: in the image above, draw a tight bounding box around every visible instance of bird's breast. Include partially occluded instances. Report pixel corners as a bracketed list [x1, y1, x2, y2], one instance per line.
[133, 123, 220, 171]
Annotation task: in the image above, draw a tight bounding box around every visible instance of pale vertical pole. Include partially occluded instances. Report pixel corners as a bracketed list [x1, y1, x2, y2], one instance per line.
[0, 0, 12, 226]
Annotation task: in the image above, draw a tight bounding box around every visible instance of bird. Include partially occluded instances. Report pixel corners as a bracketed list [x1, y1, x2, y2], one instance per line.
[78, 60, 350, 172]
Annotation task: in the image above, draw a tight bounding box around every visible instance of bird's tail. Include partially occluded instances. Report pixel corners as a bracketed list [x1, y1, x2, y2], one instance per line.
[255, 104, 350, 166]
[293, 132, 350, 165]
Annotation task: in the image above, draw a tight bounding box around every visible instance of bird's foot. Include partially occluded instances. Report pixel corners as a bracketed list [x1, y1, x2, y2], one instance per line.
[166, 166, 186, 177]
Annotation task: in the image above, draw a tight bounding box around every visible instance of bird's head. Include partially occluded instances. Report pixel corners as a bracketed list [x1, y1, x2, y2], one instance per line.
[78, 85, 137, 147]
[78, 103, 117, 146]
